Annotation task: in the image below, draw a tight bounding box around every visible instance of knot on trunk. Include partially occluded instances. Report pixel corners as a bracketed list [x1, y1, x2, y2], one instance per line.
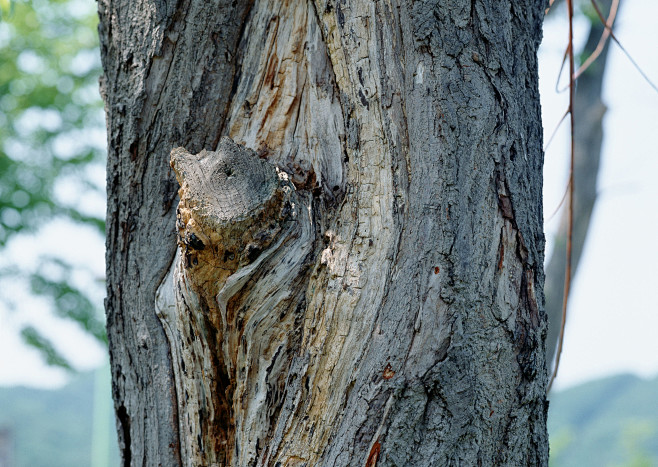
[171, 136, 280, 226]
[161, 137, 312, 465]
[171, 137, 296, 290]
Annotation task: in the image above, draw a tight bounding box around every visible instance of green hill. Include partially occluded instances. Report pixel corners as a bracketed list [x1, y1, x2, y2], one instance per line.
[0, 369, 119, 467]
[549, 373, 658, 466]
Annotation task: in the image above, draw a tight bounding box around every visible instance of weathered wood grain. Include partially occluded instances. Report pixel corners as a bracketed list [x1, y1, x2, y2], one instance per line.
[158, 138, 314, 466]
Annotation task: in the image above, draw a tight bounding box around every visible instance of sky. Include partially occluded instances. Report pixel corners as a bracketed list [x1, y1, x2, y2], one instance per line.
[540, 1, 658, 389]
[0, 1, 657, 391]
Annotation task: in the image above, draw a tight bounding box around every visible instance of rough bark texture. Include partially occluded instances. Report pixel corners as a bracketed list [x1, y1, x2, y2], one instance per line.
[100, 0, 549, 465]
[99, 1, 252, 464]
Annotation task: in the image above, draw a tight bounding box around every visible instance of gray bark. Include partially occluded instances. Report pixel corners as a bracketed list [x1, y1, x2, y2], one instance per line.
[99, 2, 252, 464]
[100, 0, 549, 465]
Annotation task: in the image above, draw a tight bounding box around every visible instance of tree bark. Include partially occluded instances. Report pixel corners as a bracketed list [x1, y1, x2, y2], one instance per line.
[100, 1, 549, 465]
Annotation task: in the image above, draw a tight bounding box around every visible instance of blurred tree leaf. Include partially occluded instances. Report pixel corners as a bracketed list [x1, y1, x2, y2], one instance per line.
[0, 0, 107, 370]
[0, 0, 105, 243]
[0, 0, 14, 19]
[30, 256, 107, 344]
[21, 325, 75, 371]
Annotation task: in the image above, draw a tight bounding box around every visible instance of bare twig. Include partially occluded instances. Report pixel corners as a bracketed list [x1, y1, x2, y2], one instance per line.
[543, 108, 570, 152]
[590, 0, 658, 93]
[546, 0, 559, 15]
[572, 0, 619, 81]
[556, 0, 617, 93]
[545, 178, 571, 224]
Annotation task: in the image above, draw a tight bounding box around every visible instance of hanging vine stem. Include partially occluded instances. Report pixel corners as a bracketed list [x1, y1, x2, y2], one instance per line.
[547, 0, 658, 392]
[548, 0, 575, 393]
[573, 0, 619, 81]
[552, 0, 619, 94]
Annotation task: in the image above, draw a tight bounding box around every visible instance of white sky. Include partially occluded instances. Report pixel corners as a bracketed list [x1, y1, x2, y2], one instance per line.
[0, 0, 657, 391]
[541, 1, 658, 390]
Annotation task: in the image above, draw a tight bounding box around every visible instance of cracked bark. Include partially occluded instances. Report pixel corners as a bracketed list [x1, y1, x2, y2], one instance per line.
[100, 0, 549, 465]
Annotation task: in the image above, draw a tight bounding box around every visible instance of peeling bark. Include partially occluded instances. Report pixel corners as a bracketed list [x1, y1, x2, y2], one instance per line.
[101, 0, 549, 465]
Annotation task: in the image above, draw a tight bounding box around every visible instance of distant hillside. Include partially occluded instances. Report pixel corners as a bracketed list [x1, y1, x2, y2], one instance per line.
[549, 373, 658, 466]
[0, 371, 656, 465]
[0, 370, 119, 467]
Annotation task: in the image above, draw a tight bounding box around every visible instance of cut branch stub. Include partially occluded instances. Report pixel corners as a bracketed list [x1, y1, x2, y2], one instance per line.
[171, 136, 293, 292]
[160, 136, 313, 466]
[171, 136, 279, 227]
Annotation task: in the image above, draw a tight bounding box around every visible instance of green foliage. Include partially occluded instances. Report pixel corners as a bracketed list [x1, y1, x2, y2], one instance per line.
[30, 258, 107, 344]
[0, 0, 104, 241]
[549, 374, 658, 466]
[0, 0, 107, 367]
[20, 325, 74, 371]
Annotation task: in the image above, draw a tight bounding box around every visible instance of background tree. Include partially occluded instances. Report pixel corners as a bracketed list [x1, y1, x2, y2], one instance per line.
[99, 0, 549, 465]
[543, 0, 619, 375]
[0, 0, 106, 370]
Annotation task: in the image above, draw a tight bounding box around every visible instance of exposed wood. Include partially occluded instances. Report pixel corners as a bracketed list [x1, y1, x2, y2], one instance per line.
[98, 1, 253, 464]
[157, 138, 313, 465]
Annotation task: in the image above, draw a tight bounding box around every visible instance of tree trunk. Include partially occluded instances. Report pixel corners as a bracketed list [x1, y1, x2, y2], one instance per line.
[99, 1, 549, 465]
